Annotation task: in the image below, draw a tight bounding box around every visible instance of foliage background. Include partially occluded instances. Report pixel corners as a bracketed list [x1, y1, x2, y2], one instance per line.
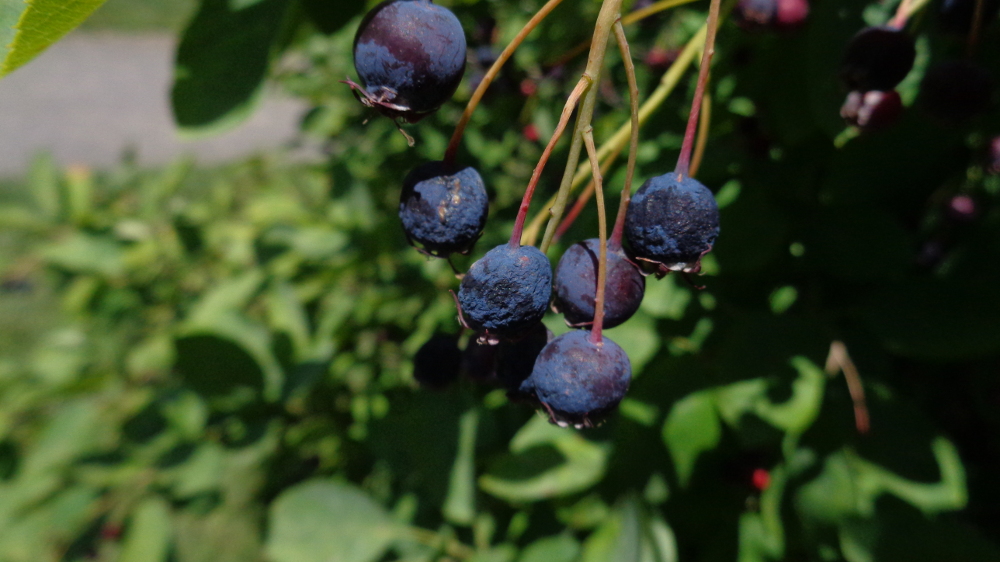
[1, 0, 999, 560]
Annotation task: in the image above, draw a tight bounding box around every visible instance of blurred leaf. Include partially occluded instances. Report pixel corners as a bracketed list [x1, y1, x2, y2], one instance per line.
[300, 0, 364, 34]
[42, 233, 125, 278]
[0, 0, 108, 77]
[713, 357, 826, 436]
[443, 408, 478, 526]
[662, 392, 721, 487]
[172, 0, 291, 132]
[480, 416, 609, 503]
[606, 312, 660, 376]
[119, 496, 173, 562]
[267, 480, 400, 562]
[519, 533, 580, 562]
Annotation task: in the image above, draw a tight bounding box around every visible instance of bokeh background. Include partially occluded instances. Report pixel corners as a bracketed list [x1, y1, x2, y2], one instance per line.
[0, 0, 999, 560]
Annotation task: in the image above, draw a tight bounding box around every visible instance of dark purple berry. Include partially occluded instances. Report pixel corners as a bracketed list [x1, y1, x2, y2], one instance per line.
[840, 26, 916, 92]
[400, 161, 489, 256]
[520, 330, 632, 428]
[919, 61, 993, 123]
[553, 239, 645, 329]
[623, 173, 720, 273]
[457, 244, 552, 341]
[939, 0, 1000, 33]
[349, 0, 467, 122]
[413, 334, 461, 389]
[461, 337, 498, 383]
[497, 323, 552, 397]
[840, 89, 903, 131]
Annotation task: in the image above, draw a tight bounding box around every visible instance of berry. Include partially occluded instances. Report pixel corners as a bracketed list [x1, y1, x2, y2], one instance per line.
[349, 0, 467, 122]
[623, 172, 720, 273]
[553, 239, 645, 329]
[457, 244, 552, 341]
[735, 0, 809, 30]
[840, 89, 903, 131]
[496, 323, 552, 396]
[939, 0, 1000, 33]
[919, 61, 993, 123]
[520, 330, 631, 428]
[400, 161, 489, 256]
[461, 337, 498, 383]
[840, 26, 915, 92]
[413, 334, 461, 389]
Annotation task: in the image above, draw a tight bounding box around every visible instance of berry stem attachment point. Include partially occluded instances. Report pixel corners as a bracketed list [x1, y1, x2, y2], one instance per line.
[511, 76, 592, 248]
[582, 128, 608, 345]
[444, 0, 568, 167]
[676, 0, 722, 178]
[609, 20, 640, 251]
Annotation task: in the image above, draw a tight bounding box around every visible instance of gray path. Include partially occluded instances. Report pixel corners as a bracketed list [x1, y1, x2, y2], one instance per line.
[0, 32, 313, 179]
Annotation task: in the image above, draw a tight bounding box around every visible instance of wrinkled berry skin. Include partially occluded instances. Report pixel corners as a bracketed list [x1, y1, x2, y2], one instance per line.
[919, 61, 993, 123]
[553, 239, 645, 329]
[840, 27, 915, 92]
[413, 334, 461, 389]
[400, 161, 489, 256]
[458, 244, 552, 340]
[351, 0, 467, 121]
[624, 173, 720, 272]
[520, 330, 632, 428]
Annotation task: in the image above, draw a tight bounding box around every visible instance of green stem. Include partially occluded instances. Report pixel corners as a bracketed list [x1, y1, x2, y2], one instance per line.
[539, 0, 626, 254]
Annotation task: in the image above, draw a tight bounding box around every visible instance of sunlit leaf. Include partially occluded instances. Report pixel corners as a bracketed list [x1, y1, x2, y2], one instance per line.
[0, 0, 108, 77]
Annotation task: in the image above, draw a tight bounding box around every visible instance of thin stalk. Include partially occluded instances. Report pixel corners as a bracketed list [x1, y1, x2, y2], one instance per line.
[890, 0, 934, 28]
[444, 0, 568, 166]
[583, 129, 608, 345]
[539, 0, 626, 253]
[969, 0, 985, 57]
[551, 145, 624, 245]
[688, 88, 712, 177]
[609, 20, 640, 250]
[676, 0, 721, 177]
[510, 76, 591, 248]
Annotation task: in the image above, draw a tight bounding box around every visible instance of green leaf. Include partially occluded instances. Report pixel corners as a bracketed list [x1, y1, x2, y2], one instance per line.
[266, 480, 400, 562]
[171, 0, 291, 133]
[119, 497, 173, 562]
[519, 534, 580, 562]
[479, 416, 609, 503]
[0, 0, 108, 78]
[443, 408, 479, 526]
[662, 392, 721, 487]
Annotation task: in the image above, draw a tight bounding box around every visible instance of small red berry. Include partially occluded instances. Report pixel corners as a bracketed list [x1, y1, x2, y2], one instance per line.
[523, 124, 540, 143]
[751, 468, 771, 491]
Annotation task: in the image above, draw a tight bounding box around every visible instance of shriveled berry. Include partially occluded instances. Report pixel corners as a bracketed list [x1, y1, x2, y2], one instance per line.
[458, 244, 552, 341]
[520, 330, 631, 428]
[553, 239, 645, 329]
[413, 334, 461, 389]
[400, 161, 489, 256]
[624, 173, 720, 273]
[939, 0, 1000, 33]
[349, 0, 467, 122]
[840, 89, 903, 131]
[919, 61, 993, 123]
[840, 26, 915, 92]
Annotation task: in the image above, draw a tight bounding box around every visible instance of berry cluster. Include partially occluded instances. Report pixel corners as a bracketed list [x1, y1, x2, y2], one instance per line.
[348, 0, 724, 427]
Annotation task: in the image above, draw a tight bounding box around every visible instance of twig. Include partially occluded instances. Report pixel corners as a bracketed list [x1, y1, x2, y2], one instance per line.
[825, 341, 871, 435]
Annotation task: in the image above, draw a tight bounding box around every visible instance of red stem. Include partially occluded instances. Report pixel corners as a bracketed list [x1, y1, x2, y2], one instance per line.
[675, 0, 722, 177]
[510, 77, 591, 248]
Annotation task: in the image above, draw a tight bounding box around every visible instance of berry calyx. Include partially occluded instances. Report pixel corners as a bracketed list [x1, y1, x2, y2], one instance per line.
[840, 89, 903, 132]
[349, 0, 467, 123]
[623, 172, 720, 274]
[399, 161, 489, 257]
[457, 244, 552, 342]
[520, 330, 632, 428]
[840, 26, 916, 92]
[553, 239, 645, 329]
